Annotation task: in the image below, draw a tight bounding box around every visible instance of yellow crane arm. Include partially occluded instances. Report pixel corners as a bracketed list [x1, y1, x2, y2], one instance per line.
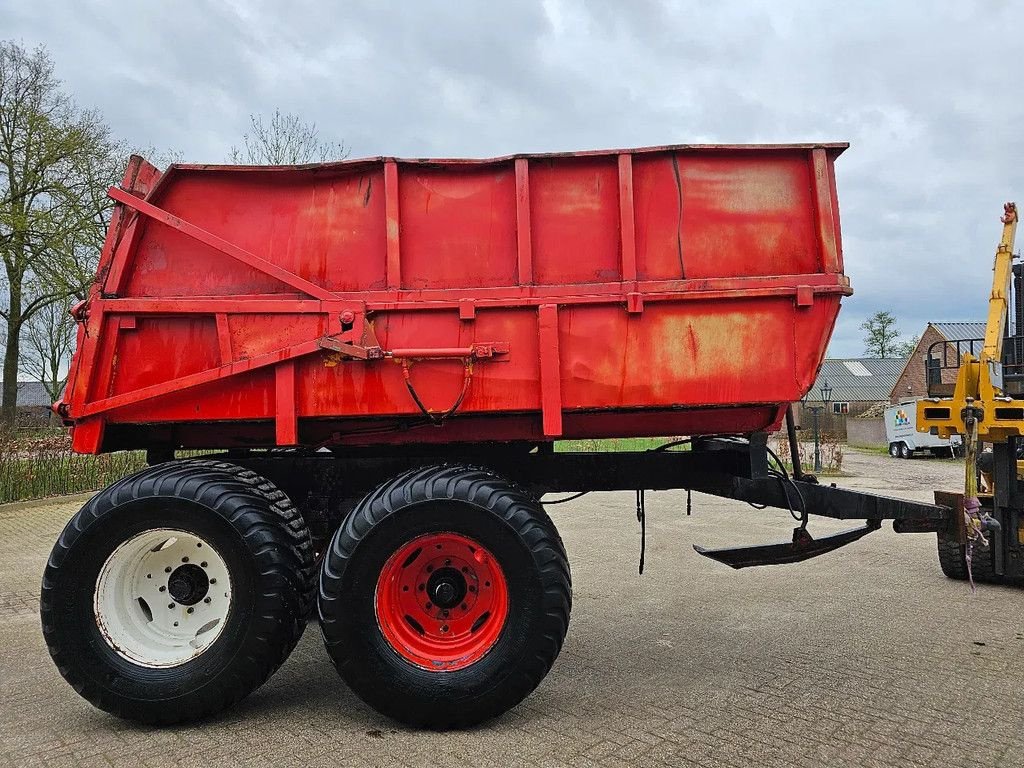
[982, 202, 1018, 369]
[917, 202, 1022, 443]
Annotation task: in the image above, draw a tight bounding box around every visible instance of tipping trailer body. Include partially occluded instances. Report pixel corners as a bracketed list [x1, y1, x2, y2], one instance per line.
[60, 144, 851, 453]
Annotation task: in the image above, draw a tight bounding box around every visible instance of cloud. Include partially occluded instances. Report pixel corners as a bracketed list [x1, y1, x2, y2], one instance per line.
[4, 0, 1021, 356]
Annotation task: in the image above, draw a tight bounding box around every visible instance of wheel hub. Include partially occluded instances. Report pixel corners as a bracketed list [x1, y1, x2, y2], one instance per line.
[93, 529, 233, 668]
[167, 563, 209, 606]
[427, 567, 466, 609]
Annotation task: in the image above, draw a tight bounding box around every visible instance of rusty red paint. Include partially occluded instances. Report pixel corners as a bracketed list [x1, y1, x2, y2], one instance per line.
[538, 304, 563, 437]
[275, 361, 297, 445]
[617, 153, 637, 283]
[59, 144, 851, 453]
[515, 157, 533, 284]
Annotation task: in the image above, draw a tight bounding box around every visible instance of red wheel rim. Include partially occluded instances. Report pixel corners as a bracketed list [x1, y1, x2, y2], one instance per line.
[375, 532, 509, 671]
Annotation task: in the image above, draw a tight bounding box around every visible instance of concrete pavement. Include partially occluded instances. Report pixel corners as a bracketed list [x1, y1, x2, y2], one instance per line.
[1, 450, 1022, 767]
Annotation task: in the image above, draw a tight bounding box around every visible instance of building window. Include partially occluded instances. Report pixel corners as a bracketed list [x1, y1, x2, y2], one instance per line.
[832, 402, 849, 415]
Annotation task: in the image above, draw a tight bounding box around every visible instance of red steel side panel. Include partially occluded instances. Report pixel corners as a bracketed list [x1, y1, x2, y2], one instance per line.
[59, 143, 852, 453]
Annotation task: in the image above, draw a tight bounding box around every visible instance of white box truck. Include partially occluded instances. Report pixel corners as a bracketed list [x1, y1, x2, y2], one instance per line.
[885, 400, 962, 458]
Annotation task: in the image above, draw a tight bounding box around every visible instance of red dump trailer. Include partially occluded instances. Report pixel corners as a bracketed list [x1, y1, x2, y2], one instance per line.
[60, 144, 850, 452]
[43, 144, 950, 729]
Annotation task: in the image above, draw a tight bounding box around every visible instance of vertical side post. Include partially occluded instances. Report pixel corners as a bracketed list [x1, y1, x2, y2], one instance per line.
[89, 316, 124, 404]
[215, 313, 232, 364]
[538, 304, 562, 437]
[70, 417, 105, 453]
[617, 154, 637, 283]
[275, 361, 298, 446]
[809, 148, 840, 274]
[515, 158, 533, 285]
[104, 156, 163, 295]
[68, 158, 161, 416]
[384, 160, 402, 290]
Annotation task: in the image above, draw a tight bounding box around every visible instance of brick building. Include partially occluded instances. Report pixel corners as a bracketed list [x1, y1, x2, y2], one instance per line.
[888, 321, 986, 403]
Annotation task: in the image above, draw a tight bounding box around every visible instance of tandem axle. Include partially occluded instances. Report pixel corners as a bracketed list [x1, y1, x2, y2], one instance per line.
[223, 430, 950, 570]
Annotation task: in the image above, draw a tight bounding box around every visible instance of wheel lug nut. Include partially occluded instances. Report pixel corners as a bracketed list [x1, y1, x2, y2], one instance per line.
[159, 586, 166, 592]
[445, 559, 451, 566]
[173, 621, 179, 627]
[204, 597, 212, 604]
[469, 585, 476, 593]
[442, 609, 449, 618]
[418, 584, 424, 591]
[165, 566, 172, 573]
[181, 557, 189, 563]
[210, 578, 217, 585]
[461, 567, 468, 573]
[187, 607, 194, 614]
[146, 573, 152, 579]
[200, 561, 208, 568]
[168, 603, 175, 609]
[441, 625, 449, 633]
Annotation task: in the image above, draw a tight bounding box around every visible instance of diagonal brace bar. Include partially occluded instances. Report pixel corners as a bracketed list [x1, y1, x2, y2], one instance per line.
[79, 338, 327, 418]
[108, 186, 338, 302]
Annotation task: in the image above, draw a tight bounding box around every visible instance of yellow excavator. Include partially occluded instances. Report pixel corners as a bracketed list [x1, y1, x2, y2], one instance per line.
[917, 203, 1024, 585]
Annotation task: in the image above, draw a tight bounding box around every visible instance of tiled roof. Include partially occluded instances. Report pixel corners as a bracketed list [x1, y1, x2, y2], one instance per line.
[930, 322, 987, 341]
[0, 381, 53, 408]
[807, 358, 907, 403]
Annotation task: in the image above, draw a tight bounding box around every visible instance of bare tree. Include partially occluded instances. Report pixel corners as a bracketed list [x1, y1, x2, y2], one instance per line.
[230, 109, 348, 164]
[0, 41, 125, 426]
[20, 297, 75, 404]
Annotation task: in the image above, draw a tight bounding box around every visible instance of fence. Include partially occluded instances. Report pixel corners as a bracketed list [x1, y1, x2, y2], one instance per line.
[0, 433, 147, 504]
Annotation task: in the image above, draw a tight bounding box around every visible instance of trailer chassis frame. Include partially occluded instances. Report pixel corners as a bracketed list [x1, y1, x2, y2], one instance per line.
[198, 431, 952, 566]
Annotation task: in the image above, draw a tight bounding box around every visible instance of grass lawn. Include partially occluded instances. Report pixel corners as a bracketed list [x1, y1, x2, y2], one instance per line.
[555, 437, 683, 452]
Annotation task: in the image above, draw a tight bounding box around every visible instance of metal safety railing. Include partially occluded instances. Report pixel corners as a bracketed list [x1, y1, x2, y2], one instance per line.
[926, 335, 1024, 397]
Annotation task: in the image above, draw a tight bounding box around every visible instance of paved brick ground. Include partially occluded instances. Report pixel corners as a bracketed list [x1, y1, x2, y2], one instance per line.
[2, 449, 1023, 767]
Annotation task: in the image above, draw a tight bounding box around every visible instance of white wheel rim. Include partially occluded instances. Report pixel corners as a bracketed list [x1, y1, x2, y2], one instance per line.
[93, 528, 233, 668]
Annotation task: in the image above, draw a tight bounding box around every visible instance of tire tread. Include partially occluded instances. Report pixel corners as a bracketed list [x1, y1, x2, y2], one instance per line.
[41, 460, 315, 724]
[319, 463, 571, 729]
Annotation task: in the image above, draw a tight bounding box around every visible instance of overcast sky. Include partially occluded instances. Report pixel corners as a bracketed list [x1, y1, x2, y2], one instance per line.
[4, 0, 1021, 357]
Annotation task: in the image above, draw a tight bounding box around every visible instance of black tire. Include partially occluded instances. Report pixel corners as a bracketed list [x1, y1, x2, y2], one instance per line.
[318, 464, 571, 729]
[936, 528, 1009, 585]
[898, 442, 912, 459]
[889, 443, 900, 458]
[40, 460, 316, 724]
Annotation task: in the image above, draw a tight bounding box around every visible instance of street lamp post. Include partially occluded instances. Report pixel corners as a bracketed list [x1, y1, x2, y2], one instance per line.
[803, 379, 834, 473]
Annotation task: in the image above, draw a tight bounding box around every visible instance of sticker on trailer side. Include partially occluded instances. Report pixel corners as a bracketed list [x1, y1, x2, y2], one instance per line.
[884, 403, 961, 451]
